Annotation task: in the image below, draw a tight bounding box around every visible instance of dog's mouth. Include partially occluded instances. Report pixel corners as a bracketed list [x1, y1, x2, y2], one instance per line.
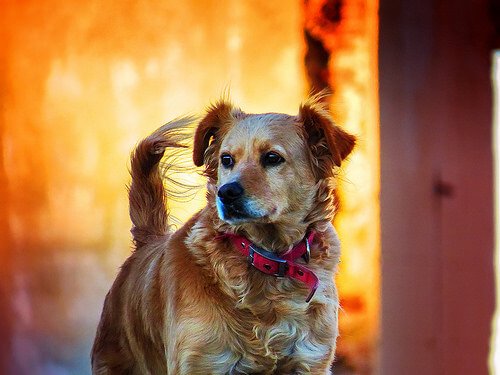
[216, 198, 271, 224]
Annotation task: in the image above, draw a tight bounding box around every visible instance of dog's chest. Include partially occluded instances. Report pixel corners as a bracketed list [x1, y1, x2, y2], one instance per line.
[256, 316, 303, 354]
[175, 284, 337, 374]
[180, 315, 308, 373]
[229, 314, 327, 373]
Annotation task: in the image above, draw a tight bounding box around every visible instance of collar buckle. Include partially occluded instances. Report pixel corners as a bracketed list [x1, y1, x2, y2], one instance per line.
[248, 245, 288, 277]
[302, 237, 311, 263]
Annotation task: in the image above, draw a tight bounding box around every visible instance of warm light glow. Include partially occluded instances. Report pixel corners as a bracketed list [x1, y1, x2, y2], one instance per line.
[305, 1, 380, 372]
[490, 50, 500, 375]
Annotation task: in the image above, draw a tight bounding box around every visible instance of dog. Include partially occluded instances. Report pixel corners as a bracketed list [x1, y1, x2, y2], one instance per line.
[91, 96, 355, 374]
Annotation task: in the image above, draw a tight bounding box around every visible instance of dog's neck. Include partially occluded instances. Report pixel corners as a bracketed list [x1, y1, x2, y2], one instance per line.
[236, 221, 310, 252]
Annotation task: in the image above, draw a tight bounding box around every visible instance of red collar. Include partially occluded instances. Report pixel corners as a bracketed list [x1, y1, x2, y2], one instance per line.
[219, 231, 319, 302]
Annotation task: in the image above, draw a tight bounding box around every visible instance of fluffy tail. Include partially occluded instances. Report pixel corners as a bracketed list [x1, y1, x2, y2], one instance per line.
[128, 117, 195, 249]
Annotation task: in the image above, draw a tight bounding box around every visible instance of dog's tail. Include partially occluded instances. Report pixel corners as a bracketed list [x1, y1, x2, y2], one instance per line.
[128, 117, 195, 249]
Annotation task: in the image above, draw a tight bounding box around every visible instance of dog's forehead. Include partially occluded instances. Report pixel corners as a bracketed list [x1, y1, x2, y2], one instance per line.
[221, 113, 301, 149]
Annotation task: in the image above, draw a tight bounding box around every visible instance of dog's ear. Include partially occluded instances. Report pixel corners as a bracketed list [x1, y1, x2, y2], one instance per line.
[299, 100, 356, 177]
[193, 100, 234, 167]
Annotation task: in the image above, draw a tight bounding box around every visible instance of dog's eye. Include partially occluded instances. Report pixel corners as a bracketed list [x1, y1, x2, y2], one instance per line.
[262, 152, 285, 167]
[220, 153, 234, 168]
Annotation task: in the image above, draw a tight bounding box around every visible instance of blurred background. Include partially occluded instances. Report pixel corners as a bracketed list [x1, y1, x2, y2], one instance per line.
[0, 0, 497, 374]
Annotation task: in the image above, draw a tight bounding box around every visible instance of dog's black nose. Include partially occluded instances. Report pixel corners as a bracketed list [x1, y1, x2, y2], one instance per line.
[218, 182, 244, 203]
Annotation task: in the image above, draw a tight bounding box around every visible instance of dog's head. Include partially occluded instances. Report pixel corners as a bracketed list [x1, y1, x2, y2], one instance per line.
[193, 98, 355, 226]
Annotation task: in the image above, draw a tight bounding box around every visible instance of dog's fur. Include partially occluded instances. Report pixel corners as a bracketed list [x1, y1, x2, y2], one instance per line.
[91, 97, 355, 374]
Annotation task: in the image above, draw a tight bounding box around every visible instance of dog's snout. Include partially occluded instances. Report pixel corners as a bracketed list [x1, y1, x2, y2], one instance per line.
[218, 182, 244, 203]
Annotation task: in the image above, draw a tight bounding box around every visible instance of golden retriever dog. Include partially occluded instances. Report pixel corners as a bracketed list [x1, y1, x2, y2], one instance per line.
[91, 96, 355, 374]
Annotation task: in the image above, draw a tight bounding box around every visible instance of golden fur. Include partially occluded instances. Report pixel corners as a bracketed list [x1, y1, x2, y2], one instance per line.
[91, 97, 356, 374]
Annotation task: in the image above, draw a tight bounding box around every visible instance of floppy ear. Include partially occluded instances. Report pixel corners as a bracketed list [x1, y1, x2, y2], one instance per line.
[193, 100, 234, 167]
[299, 100, 356, 176]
